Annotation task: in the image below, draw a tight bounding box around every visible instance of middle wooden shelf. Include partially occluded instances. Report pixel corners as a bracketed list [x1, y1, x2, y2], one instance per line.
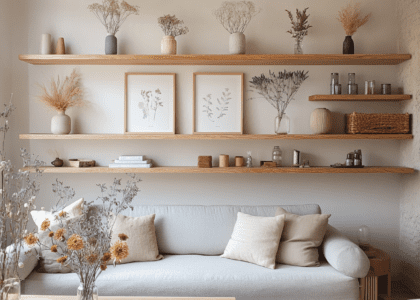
[19, 134, 413, 140]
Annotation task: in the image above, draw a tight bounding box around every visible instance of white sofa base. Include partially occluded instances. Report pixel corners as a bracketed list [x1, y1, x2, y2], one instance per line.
[23, 254, 359, 300]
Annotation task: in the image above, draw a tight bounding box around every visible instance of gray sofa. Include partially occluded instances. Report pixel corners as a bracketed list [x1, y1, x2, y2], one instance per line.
[23, 204, 370, 300]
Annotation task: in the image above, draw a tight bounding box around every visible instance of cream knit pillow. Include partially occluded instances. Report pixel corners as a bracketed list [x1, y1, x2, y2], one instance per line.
[275, 207, 331, 267]
[221, 212, 285, 269]
[110, 214, 163, 264]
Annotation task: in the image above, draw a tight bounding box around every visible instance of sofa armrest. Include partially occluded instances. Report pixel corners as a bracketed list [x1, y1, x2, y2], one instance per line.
[322, 225, 370, 278]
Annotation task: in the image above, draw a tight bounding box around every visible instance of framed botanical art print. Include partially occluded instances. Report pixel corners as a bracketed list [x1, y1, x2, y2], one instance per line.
[193, 73, 244, 134]
[125, 73, 176, 134]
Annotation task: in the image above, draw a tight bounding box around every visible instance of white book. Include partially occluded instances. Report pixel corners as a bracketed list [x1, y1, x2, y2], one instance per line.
[114, 159, 151, 164]
[109, 163, 152, 168]
[119, 155, 145, 161]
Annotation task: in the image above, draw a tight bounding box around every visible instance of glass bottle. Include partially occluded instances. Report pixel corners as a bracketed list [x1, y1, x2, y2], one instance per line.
[272, 146, 282, 167]
[77, 283, 98, 300]
[294, 38, 303, 54]
[358, 225, 371, 251]
[1, 278, 20, 300]
[274, 113, 290, 135]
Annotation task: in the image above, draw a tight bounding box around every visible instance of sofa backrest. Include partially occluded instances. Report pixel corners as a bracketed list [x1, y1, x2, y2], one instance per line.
[119, 204, 321, 255]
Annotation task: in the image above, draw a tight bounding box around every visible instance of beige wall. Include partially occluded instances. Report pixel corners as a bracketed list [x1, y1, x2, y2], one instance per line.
[5, 0, 417, 281]
[398, 0, 420, 294]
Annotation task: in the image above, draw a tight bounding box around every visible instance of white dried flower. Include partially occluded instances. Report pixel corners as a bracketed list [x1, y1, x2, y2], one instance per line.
[24, 203, 29, 208]
[18, 262, 24, 268]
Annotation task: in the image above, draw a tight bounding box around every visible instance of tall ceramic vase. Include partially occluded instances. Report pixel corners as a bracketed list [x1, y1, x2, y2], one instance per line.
[105, 34, 117, 55]
[343, 36, 354, 54]
[229, 33, 246, 54]
[161, 36, 177, 55]
[51, 111, 71, 135]
[310, 108, 332, 134]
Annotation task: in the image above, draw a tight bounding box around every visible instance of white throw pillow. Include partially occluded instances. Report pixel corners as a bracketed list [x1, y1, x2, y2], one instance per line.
[109, 214, 163, 264]
[221, 212, 285, 269]
[5, 243, 40, 280]
[31, 198, 84, 273]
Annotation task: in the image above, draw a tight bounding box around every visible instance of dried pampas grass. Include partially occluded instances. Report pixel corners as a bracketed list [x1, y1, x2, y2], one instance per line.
[338, 2, 371, 36]
[37, 69, 83, 113]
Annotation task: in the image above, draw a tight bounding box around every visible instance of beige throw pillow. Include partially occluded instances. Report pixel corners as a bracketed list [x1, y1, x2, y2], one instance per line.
[110, 214, 163, 264]
[31, 198, 85, 273]
[221, 212, 285, 269]
[275, 207, 331, 267]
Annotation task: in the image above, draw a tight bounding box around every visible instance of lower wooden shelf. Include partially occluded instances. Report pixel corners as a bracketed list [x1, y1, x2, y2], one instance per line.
[24, 166, 414, 174]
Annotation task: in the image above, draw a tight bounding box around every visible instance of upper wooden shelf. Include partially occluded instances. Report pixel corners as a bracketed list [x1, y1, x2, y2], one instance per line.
[309, 95, 412, 101]
[18, 54, 412, 66]
[19, 134, 413, 140]
[24, 166, 415, 174]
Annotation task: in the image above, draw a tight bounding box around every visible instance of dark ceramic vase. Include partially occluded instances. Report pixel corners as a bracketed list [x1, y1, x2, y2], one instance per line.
[105, 34, 117, 55]
[343, 36, 354, 55]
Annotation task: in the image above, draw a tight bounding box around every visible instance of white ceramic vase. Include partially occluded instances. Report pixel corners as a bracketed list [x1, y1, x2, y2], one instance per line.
[161, 36, 177, 55]
[51, 111, 71, 135]
[40, 33, 52, 55]
[229, 33, 246, 54]
[310, 108, 332, 134]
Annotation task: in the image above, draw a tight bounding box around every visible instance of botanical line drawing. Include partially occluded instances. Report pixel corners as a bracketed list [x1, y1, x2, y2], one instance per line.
[202, 88, 231, 122]
[139, 88, 163, 121]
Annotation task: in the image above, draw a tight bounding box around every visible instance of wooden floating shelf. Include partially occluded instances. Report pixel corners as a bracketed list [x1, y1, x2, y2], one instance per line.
[19, 134, 413, 140]
[18, 54, 411, 66]
[309, 95, 412, 101]
[24, 166, 414, 174]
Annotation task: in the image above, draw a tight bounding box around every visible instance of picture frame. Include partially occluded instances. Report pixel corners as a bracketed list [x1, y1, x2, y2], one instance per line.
[193, 72, 244, 134]
[124, 73, 176, 134]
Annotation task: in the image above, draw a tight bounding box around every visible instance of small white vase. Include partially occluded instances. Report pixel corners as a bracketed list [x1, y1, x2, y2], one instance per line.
[161, 36, 177, 55]
[51, 111, 71, 135]
[229, 33, 246, 54]
[40, 33, 52, 55]
[310, 108, 332, 134]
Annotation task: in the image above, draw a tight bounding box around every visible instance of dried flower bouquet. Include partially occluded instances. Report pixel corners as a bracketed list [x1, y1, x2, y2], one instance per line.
[213, 1, 260, 34]
[286, 8, 312, 53]
[88, 0, 139, 36]
[26, 176, 141, 300]
[249, 70, 309, 133]
[338, 2, 371, 36]
[0, 95, 44, 300]
[158, 15, 189, 37]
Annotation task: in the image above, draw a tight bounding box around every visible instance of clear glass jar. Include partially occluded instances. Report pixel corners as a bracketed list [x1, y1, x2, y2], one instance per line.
[272, 146, 282, 167]
[77, 283, 98, 300]
[294, 38, 303, 54]
[274, 113, 290, 135]
[1, 278, 20, 300]
[348, 73, 356, 85]
[358, 225, 371, 251]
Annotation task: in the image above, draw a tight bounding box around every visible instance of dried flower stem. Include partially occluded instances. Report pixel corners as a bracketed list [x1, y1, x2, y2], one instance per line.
[286, 8, 312, 42]
[338, 2, 371, 36]
[158, 15, 189, 37]
[214, 1, 260, 34]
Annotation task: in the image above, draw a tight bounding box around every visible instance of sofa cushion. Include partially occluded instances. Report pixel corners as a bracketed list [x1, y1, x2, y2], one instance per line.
[23, 254, 359, 300]
[221, 212, 285, 269]
[114, 204, 321, 255]
[110, 213, 163, 264]
[275, 207, 331, 267]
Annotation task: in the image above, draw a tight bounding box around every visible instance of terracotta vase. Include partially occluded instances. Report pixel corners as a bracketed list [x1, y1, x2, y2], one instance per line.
[56, 37, 65, 54]
[310, 108, 332, 134]
[161, 36, 177, 55]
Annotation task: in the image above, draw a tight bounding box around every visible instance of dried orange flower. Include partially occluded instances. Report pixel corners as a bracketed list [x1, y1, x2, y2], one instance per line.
[54, 228, 66, 241]
[40, 219, 51, 231]
[118, 233, 129, 241]
[51, 245, 58, 253]
[86, 253, 98, 264]
[110, 240, 129, 262]
[67, 234, 84, 251]
[102, 252, 112, 262]
[24, 233, 39, 246]
[100, 263, 107, 271]
[57, 256, 68, 264]
[48, 231, 54, 238]
[59, 211, 67, 218]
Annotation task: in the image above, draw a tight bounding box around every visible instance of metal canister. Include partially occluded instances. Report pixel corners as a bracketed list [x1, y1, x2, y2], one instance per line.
[293, 150, 301, 167]
[354, 153, 361, 167]
[346, 153, 354, 167]
[354, 149, 362, 165]
[381, 84, 391, 95]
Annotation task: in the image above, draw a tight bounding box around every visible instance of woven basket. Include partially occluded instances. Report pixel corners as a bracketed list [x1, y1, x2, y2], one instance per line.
[346, 112, 410, 134]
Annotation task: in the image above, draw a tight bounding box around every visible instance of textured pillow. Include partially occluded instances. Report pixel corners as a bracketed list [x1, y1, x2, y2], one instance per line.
[31, 198, 84, 273]
[221, 212, 285, 269]
[275, 207, 331, 267]
[5, 243, 40, 280]
[109, 214, 163, 264]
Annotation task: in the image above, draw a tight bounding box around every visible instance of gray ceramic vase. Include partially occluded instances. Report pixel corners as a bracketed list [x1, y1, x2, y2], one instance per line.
[105, 34, 117, 55]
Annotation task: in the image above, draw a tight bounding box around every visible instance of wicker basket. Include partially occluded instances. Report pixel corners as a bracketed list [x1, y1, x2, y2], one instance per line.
[346, 112, 410, 134]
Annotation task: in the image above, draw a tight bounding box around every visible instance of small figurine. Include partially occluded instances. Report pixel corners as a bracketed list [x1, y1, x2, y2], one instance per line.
[246, 151, 253, 168]
[51, 157, 64, 167]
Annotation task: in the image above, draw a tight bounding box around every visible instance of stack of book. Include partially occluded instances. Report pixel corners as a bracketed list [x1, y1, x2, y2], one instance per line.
[109, 155, 153, 168]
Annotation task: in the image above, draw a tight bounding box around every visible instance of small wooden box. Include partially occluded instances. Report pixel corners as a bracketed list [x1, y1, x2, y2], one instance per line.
[260, 161, 277, 168]
[69, 159, 96, 168]
[198, 156, 212, 168]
